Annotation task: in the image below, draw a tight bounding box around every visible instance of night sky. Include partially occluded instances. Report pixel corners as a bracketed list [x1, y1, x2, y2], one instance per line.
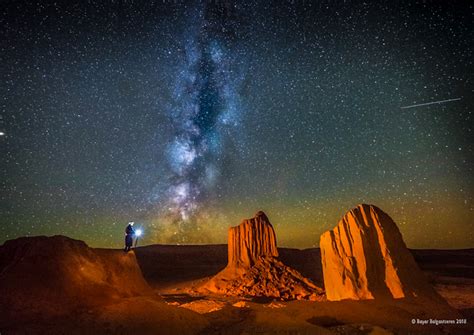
[1, 0, 472, 249]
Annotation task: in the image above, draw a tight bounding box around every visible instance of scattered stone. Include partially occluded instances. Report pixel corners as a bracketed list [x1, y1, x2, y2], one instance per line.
[263, 301, 286, 309]
[179, 300, 226, 314]
[232, 301, 250, 308]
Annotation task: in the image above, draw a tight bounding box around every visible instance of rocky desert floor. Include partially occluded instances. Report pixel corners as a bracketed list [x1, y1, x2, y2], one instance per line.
[133, 244, 474, 334]
[1, 237, 473, 335]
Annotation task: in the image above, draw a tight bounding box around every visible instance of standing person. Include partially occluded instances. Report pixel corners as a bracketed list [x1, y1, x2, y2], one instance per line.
[124, 222, 135, 252]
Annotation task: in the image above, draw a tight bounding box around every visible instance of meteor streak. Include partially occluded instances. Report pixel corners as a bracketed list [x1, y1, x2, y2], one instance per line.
[401, 98, 461, 109]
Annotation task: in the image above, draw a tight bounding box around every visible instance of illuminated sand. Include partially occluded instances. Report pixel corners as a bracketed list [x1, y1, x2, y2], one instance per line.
[0, 206, 473, 334]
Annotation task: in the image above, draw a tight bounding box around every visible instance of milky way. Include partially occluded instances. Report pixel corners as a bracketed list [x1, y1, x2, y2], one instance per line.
[157, 3, 246, 239]
[1, 1, 472, 248]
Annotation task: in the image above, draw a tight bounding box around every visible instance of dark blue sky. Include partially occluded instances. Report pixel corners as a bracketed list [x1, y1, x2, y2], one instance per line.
[1, 0, 472, 248]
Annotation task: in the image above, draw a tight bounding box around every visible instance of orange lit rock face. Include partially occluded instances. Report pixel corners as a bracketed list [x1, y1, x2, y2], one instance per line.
[228, 211, 278, 267]
[0, 235, 152, 317]
[320, 204, 435, 301]
[200, 211, 324, 301]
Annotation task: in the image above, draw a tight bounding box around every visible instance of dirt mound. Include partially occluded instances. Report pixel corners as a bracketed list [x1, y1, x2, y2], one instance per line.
[0, 235, 152, 317]
[320, 204, 439, 301]
[204, 256, 323, 300]
[200, 211, 324, 300]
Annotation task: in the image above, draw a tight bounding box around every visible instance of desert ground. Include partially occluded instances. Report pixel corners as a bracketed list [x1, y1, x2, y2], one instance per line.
[135, 244, 474, 334]
[0, 236, 472, 335]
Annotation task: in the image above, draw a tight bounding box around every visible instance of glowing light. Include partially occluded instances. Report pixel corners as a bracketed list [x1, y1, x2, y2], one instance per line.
[135, 229, 143, 237]
[169, 140, 197, 175]
[159, 10, 244, 227]
[210, 42, 223, 62]
[172, 183, 190, 203]
[401, 98, 461, 109]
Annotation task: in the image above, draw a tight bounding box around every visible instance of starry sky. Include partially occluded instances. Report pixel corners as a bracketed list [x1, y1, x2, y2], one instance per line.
[1, 0, 473, 249]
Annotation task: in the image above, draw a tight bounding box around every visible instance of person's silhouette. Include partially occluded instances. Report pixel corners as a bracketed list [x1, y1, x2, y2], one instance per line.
[124, 222, 135, 252]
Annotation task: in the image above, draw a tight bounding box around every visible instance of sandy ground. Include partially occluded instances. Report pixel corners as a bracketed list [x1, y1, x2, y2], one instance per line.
[155, 288, 470, 334]
[1, 296, 210, 335]
[1, 241, 473, 334]
[133, 245, 474, 334]
[411, 249, 474, 321]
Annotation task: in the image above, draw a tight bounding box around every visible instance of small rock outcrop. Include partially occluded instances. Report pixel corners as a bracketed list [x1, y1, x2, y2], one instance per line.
[320, 204, 437, 301]
[199, 211, 324, 301]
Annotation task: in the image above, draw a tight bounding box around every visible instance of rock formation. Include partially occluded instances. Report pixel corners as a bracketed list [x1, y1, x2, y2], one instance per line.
[320, 204, 438, 301]
[228, 211, 278, 267]
[0, 235, 213, 334]
[199, 211, 324, 301]
[0, 235, 152, 317]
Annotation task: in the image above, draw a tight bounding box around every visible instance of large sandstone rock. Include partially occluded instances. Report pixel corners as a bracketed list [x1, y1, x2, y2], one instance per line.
[320, 204, 437, 301]
[228, 211, 278, 267]
[0, 235, 153, 317]
[0, 236, 211, 334]
[199, 211, 324, 301]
